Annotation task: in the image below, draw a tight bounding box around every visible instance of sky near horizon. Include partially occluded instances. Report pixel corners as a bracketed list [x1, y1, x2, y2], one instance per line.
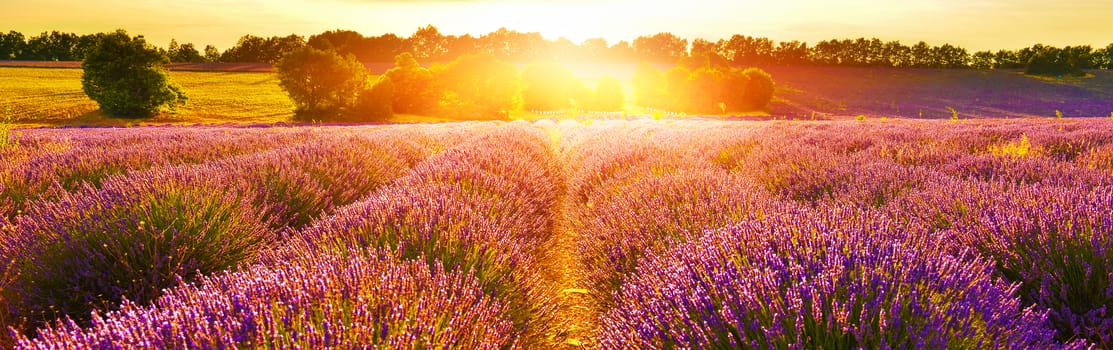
[2, 0, 1111, 52]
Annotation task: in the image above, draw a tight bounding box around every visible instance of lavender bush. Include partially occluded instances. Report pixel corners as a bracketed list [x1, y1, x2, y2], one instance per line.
[599, 207, 1064, 349]
[14, 249, 516, 349]
[2, 166, 273, 331]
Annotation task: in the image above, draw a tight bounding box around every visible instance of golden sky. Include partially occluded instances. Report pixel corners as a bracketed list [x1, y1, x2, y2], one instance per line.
[3, 0, 1111, 51]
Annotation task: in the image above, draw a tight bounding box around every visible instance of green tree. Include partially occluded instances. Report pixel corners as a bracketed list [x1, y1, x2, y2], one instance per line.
[167, 39, 205, 63]
[203, 45, 221, 62]
[350, 76, 394, 122]
[741, 68, 775, 110]
[81, 30, 186, 118]
[275, 46, 368, 119]
[435, 53, 518, 119]
[633, 33, 688, 62]
[384, 52, 438, 114]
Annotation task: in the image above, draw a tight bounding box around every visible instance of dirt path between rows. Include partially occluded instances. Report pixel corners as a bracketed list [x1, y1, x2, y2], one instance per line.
[541, 127, 599, 349]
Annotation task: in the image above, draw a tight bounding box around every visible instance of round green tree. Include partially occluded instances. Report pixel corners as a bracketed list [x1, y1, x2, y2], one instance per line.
[81, 30, 186, 118]
[276, 46, 368, 119]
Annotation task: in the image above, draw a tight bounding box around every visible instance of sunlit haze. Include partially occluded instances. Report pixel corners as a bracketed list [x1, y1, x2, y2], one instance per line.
[3, 0, 1112, 52]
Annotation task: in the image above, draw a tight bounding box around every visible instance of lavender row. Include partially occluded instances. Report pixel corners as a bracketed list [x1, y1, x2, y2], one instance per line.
[11, 122, 565, 348]
[15, 249, 515, 349]
[599, 205, 1069, 348]
[0, 127, 311, 220]
[2, 124, 454, 342]
[269, 122, 563, 345]
[578, 119, 1113, 347]
[559, 120, 779, 306]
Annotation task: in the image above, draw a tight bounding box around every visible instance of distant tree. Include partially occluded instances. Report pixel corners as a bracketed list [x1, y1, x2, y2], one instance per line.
[721, 69, 750, 111]
[275, 46, 368, 119]
[971, 51, 995, 69]
[81, 30, 186, 118]
[308, 30, 361, 54]
[741, 68, 774, 110]
[435, 53, 518, 119]
[1095, 43, 1113, 69]
[909, 41, 933, 68]
[883, 41, 912, 67]
[203, 45, 221, 62]
[521, 61, 580, 110]
[384, 52, 439, 114]
[221, 34, 304, 63]
[634, 33, 688, 62]
[590, 76, 625, 111]
[74, 33, 105, 59]
[720, 35, 774, 66]
[409, 25, 448, 61]
[994, 50, 1023, 69]
[167, 39, 205, 63]
[933, 44, 970, 68]
[0, 30, 25, 60]
[1025, 45, 1083, 76]
[364, 33, 409, 61]
[687, 68, 726, 113]
[350, 76, 394, 121]
[24, 31, 79, 60]
[690, 38, 718, 56]
[774, 41, 809, 66]
[609, 41, 636, 61]
[480, 28, 546, 61]
[809, 40, 837, 65]
[632, 63, 667, 109]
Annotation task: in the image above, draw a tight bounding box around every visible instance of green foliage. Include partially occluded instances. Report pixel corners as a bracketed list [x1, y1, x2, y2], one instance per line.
[350, 76, 395, 122]
[12, 179, 272, 328]
[81, 30, 186, 118]
[741, 68, 775, 111]
[634, 58, 773, 114]
[590, 76, 625, 111]
[275, 46, 368, 120]
[1025, 45, 1091, 77]
[948, 107, 959, 121]
[435, 53, 518, 119]
[384, 52, 439, 114]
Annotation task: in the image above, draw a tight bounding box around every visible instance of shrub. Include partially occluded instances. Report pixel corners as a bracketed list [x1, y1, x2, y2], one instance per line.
[741, 67, 775, 110]
[275, 46, 368, 119]
[599, 208, 1063, 348]
[349, 76, 394, 122]
[15, 249, 516, 349]
[434, 53, 519, 119]
[384, 52, 439, 114]
[4, 168, 272, 330]
[81, 30, 186, 118]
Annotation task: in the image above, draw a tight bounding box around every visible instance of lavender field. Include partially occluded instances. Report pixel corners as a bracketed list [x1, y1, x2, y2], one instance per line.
[1, 118, 1112, 349]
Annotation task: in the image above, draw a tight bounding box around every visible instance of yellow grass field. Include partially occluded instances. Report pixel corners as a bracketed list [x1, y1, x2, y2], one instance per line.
[0, 67, 298, 127]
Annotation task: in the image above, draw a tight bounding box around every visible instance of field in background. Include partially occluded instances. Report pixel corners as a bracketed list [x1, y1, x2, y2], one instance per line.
[4, 62, 1113, 127]
[0, 67, 295, 127]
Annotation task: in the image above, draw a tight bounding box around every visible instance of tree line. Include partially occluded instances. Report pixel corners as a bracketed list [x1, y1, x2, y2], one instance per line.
[3, 27, 1112, 74]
